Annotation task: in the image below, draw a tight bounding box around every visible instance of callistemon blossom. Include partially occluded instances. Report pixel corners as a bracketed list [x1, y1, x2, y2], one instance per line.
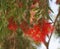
[20, 19, 54, 42]
[8, 17, 18, 32]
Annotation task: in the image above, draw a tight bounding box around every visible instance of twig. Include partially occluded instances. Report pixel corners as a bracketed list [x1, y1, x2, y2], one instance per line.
[47, 15, 59, 49]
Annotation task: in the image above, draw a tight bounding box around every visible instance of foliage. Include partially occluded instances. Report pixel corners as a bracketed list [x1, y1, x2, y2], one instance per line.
[0, 0, 60, 49]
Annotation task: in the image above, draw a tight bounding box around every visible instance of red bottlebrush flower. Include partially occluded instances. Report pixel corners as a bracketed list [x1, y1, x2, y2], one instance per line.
[27, 24, 45, 42]
[38, 19, 54, 35]
[33, 24, 46, 42]
[8, 22, 18, 32]
[20, 19, 54, 43]
[25, 24, 46, 42]
[37, 19, 54, 42]
[8, 17, 18, 31]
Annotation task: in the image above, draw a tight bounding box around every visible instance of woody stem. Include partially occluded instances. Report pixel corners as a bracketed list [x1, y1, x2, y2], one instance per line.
[44, 15, 59, 49]
[48, 15, 59, 48]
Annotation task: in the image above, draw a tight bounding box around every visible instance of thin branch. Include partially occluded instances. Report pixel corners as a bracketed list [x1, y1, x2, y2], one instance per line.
[48, 15, 59, 47]
[43, 14, 59, 49]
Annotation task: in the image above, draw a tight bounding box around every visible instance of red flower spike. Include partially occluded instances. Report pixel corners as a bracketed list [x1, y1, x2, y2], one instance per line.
[26, 24, 46, 42]
[20, 18, 54, 43]
[29, 25, 41, 42]
[37, 19, 54, 42]
[38, 19, 54, 35]
[31, 31, 45, 42]
[8, 17, 18, 32]
[8, 22, 18, 32]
